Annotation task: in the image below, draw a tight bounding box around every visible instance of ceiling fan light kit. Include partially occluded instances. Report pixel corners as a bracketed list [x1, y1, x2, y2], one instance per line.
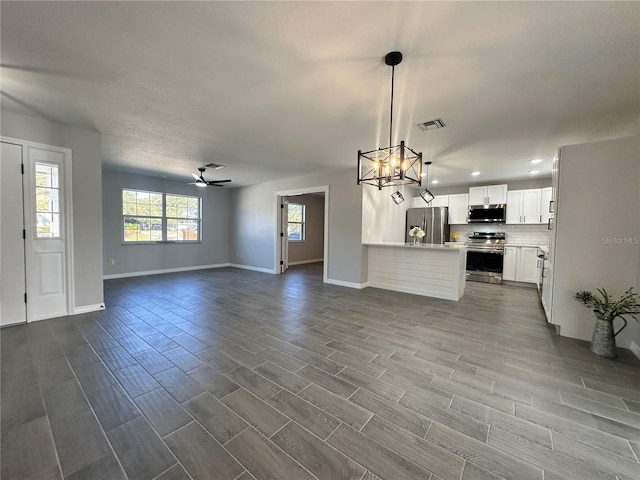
[357, 51, 423, 192]
[189, 167, 231, 187]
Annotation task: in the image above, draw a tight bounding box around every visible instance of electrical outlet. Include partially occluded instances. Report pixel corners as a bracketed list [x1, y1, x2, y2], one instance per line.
[108, 259, 115, 265]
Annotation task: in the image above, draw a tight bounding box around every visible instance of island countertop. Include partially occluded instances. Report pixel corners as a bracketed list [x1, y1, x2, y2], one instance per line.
[362, 242, 467, 250]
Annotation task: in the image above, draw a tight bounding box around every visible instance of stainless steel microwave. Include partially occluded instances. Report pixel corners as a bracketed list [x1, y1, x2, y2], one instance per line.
[468, 204, 507, 223]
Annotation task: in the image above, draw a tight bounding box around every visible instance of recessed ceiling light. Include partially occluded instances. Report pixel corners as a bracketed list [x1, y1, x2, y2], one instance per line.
[471, 171, 480, 176]
[529, 170, 539, 175]
[529, 159, 543, 164]
[431, 179, 439, 184]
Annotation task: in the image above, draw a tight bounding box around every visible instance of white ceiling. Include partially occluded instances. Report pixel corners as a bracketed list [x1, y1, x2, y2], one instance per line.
[1, 1, 638, 187]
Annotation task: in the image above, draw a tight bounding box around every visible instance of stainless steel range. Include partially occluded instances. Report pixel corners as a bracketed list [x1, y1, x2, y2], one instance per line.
[466, 232, 506, 284]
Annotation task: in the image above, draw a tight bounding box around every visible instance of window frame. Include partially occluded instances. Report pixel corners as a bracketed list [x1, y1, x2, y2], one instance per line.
[34, 161, 62, 239]
[121, 188, 202, 245]
[287, 202, 305, 242]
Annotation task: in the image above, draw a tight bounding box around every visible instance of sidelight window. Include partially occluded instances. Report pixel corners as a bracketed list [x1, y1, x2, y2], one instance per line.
[35, 162, 61, 238]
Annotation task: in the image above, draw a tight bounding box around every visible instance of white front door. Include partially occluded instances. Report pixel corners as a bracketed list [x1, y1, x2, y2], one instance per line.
[281, 198, 289, 273]
[25, 146, 69, 321]
[0, 142, 27, 326]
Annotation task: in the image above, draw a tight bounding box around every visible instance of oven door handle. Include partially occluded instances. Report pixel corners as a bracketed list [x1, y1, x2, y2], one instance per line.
[467, 249, 504, 254]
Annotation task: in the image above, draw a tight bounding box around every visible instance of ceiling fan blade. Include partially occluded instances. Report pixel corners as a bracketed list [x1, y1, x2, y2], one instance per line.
[206, 179, 231, 184]
[191, 173, 201, 181]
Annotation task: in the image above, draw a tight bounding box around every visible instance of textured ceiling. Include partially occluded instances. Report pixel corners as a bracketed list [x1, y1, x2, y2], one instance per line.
[1, 1, 638, 187]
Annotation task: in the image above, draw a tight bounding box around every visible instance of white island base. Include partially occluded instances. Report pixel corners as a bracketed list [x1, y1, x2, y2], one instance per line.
[365, 243, 467, 301]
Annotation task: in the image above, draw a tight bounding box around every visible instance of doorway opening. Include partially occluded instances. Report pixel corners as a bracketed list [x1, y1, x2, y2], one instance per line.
[275, 185, 328, 282]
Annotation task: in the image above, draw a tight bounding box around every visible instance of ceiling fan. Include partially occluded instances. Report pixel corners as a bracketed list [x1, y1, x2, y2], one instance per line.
[189, 167, 231, 187]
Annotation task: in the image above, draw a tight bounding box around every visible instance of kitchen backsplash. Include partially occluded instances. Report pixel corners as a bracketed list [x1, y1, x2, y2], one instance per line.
[451, 224, 550, 246]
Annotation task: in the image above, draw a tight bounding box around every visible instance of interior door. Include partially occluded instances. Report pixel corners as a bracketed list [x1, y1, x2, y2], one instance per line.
[25, 146, 69, 321]
[280, 198, 289, 273]
[0, 142, 27, 326]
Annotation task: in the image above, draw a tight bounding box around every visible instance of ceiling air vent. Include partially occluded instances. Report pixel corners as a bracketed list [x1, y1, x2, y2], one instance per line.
[415, 119, 446, 132]
[204, 163, 226, 169]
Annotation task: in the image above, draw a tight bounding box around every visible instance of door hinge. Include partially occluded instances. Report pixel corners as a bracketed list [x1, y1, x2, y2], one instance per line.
[23, 229, 26, 239]
[280, 261, 284, 265]
[280, 204, 284, 209]
[280, 232, 284, 237]
[24, 293, 27, 303]
[21, 163, 24, 174]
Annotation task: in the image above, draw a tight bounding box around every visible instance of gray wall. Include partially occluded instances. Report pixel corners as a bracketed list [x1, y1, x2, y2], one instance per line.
[102, 169, 231, 276]
[287, 194, 324, 264]
[1, 109, 104, 309]
[230, 167, 365, 284]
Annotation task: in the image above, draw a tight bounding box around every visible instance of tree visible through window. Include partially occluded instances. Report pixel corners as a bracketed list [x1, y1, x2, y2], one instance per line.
[122, 189, 200, 243]
[287, 203, 305, 241]
[35, 162, 61, 238]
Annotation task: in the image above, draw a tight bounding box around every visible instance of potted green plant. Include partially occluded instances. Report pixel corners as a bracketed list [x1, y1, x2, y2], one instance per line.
[574, 287, 640, 358]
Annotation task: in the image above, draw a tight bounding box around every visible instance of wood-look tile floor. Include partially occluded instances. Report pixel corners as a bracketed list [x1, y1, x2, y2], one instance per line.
[2, 263, 640, 480]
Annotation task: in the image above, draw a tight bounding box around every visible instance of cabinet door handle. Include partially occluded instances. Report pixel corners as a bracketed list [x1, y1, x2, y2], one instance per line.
[547, 218, 554, 230]
[540, 215, 542, 223]
[537, 259, 542, 268]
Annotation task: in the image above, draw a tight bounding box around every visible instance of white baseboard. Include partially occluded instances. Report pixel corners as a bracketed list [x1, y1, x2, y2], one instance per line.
[325, 278, 369, 289]
[230, 264, 277, 274]
[73, 303, 106, 315]
[288, 258, 324, 266]
[103, 263, 231, 280]
[629, 341, 640, 360]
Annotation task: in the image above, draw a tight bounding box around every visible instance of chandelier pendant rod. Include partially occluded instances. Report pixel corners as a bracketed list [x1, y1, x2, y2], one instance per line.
[389, 63, 395, 148]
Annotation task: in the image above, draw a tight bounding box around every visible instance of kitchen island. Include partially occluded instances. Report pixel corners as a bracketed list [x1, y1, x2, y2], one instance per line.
[364, 242, 467, 301]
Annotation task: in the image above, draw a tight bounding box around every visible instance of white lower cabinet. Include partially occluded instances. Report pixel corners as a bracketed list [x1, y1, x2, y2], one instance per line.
[518, 247, 539, 283]
[502, 246, 539, 283]
[502, 247, 518, 281]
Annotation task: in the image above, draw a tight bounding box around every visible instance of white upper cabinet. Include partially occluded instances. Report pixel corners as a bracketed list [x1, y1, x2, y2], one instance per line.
[411, 196, 426, 208]
[430, 195, 449, 207]
[468, 184, 507, 205]
[506, 191, 522, 224]
[411, 194, 449, 208]
[506, 188, 542, 224]
[540, 187, 552, 224]
[522, 189, 542, 224]
[448, 193, 469, 224]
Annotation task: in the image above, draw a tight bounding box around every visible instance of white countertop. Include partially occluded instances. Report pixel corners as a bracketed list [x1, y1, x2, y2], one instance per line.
[363, 242, 467, 251]
[504, 243, 549, 250]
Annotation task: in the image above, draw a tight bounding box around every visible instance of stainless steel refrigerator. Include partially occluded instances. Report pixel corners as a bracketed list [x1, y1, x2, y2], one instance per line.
[405, 207, 450, 244]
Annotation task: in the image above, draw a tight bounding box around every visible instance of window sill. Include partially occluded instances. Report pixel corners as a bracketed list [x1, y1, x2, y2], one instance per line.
[121, 241, 202, 245]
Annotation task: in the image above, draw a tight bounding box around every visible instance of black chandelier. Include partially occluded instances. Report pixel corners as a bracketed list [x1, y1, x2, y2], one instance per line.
[357, 51, 422, 191]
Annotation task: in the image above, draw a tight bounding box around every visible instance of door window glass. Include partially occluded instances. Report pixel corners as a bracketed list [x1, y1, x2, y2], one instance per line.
[35, 162, 60, 238]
